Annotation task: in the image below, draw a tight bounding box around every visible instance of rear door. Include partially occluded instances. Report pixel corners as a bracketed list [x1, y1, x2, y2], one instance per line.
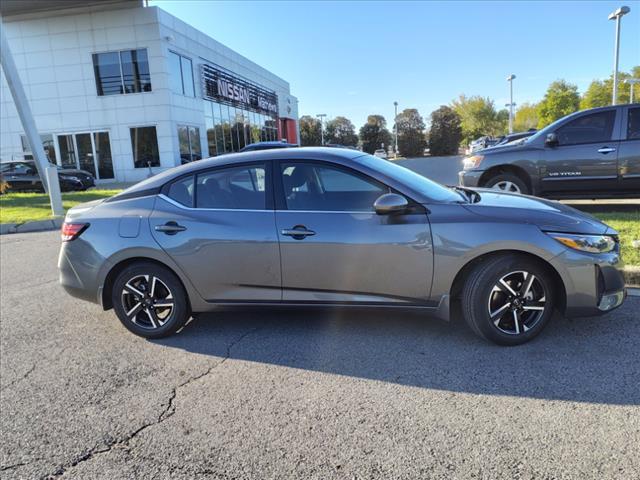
[274, 160, 433, 304]
[618, 105, 640, 193]
[150, 162, 281, 302]
[541, 108, 620, 195]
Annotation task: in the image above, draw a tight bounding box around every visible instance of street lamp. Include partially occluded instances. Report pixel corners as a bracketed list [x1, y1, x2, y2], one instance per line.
[507, 74, 516, 133]
[316, 113, 326, 145]
[625, 78, 640, 103]
[609, 6, 631, 105]
[393, 101, 398, 157]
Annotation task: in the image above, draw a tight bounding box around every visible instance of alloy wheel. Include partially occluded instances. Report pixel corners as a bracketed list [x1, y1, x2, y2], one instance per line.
[120, 274, 175, 329]
[492, 181, 521, 193]
[487, 270, 547, 335]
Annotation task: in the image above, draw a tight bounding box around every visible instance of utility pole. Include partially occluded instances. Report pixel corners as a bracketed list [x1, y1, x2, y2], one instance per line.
[393, 101, 398, 158]
[625, 78, 639, 103]
[316, 114, 326, 146]
[0, 14, 63, 216]
[608, 6, 631, 105]
[507, 74, 516, 133]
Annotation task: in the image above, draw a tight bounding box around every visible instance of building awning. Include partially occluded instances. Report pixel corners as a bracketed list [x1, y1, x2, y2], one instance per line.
[0, 0, 142, 18]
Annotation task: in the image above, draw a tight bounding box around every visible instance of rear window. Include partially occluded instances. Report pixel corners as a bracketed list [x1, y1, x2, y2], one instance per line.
[167, 176, 194, 207]
[628, 107, 640, 140]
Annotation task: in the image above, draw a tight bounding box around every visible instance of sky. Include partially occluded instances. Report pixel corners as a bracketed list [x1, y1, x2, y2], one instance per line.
[150, 0, 640, 128]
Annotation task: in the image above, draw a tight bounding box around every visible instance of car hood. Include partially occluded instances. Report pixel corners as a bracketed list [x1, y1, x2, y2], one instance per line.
[462, 189, 614, 235]
[477, 142, 531, 155]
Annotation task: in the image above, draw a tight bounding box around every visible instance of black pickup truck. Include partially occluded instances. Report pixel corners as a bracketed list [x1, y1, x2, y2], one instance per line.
[459, 104, 640, 198]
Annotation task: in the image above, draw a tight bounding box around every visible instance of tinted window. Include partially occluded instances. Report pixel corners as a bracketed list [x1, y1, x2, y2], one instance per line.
[628, 107, 640, 140]
[167, 176, 194, 207]
[130, 127, 160, 168]
[281, 163, 386, 212]
[93, 49, 151, 96]
[555, 110, 616, 145]
[168, 51, 183, 94]
[196, 165, 266, 209]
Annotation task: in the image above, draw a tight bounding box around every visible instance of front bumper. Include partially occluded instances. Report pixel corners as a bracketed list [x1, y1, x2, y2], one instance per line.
[458, 169, 483, 187]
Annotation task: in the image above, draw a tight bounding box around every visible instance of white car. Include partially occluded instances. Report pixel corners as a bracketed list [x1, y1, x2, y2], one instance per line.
[373, 149, 388, 159]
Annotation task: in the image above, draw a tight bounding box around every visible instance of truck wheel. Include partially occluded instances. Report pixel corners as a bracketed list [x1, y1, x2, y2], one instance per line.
[485, 173, 528, 194]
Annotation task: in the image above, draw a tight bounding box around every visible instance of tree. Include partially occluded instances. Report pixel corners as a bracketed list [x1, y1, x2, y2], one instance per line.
[513, 103, 539, 132]
[324, 116, 358, 147]
[395, 108, 426, 157]
[299, 115, 322, 146]
[359, 115, 392, 154]
[428, 106, 462, 156]
[536, 80, 580, 128]
[451, 95, 507, 146]
[580, 66, 640, 109]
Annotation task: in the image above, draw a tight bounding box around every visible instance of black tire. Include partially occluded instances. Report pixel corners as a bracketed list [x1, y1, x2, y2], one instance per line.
[112, 262, 190, 339]
[462, 254, 555, 346]
[484, 173, 528, 195]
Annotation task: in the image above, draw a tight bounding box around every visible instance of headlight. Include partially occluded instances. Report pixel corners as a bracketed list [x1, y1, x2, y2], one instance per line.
[463, 155, 484, 170]
[546, 232, 616, 254]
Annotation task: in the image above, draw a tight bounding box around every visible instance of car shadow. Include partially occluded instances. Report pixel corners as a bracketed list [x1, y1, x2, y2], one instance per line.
[153, 299, 640, 406]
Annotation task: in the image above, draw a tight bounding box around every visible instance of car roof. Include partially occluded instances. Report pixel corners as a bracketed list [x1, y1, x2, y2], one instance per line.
[115, 147, 368, 196]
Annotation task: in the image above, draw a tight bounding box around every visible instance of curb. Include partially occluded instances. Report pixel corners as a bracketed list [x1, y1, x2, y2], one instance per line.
[0, 217, 63, 235]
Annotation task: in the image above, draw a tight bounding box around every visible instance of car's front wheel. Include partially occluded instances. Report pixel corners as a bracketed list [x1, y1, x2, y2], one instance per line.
[112, 262, 190, 339]
[484, 173, 528, 195]
[462, 254, 555, 346]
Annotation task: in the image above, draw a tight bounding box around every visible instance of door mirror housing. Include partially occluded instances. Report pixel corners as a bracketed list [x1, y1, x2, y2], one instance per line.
[545, 132, 559, 147]
[374, 193, 409, 215]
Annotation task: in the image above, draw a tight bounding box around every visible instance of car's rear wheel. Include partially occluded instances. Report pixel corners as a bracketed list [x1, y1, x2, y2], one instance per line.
[112, 262, 190, 339]
[462, 254, 555, 346]
[484, 173, 528, 194]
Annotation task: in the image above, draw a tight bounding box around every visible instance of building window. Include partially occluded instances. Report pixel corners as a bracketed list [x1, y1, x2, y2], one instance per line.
[130, 127, 160, 168]
[168, 51, 195, 97]
[178, 125, 202, 164]
[20, 134, 56, 163]
[93, 49, 151, 96]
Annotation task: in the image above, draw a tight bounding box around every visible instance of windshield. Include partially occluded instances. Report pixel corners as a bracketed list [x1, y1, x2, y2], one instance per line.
[355, 154, 462, 203]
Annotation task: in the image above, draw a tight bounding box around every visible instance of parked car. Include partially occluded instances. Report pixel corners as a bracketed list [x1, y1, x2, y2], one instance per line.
[59, 147, 625, 346]
[466, 136, 499, 154]
[0, 160, 95, 192]
[492, 129, 537, 147]
[373, 149, 388, 159]
[239, 141, 298, 152]
[459, 104, 640, 198]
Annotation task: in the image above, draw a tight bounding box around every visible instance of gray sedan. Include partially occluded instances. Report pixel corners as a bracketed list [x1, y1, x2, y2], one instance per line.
[58, 147, 626, 345]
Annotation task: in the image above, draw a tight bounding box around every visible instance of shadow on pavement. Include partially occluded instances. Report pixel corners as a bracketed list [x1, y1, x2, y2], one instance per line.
[154, 300, 640, 406]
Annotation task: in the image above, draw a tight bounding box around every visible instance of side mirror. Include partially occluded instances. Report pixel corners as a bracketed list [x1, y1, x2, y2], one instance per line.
[374, 193, 409, 215]
[26, 168, 36, 175]
[545, 132, 559, 147]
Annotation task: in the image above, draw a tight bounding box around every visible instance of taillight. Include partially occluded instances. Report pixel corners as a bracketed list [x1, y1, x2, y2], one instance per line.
[61, 222, 89, 242]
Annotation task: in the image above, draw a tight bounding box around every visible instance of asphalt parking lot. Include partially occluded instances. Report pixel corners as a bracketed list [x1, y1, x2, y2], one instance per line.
[1, 230, 639, 479]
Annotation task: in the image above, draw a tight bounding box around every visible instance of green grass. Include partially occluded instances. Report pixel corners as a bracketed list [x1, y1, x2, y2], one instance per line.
[0, 189, 122, 224]
[593, 211, 640, 267]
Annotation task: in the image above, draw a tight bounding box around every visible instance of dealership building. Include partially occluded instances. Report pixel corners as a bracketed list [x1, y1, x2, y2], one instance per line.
[0, 0, 299, 183]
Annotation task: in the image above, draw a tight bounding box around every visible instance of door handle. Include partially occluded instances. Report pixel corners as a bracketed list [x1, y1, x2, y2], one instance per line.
[155, 221, 187, 235]
[281, 226, 316, 239]
[597, 147, 616, 154]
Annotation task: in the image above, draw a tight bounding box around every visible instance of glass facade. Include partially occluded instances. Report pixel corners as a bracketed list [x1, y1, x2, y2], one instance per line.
[203, 100, 279, 157]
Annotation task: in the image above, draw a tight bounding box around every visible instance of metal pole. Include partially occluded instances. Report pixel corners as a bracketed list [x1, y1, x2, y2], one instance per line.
[631, 85, 635, 103]
[509, 81, 514, 133]
[612, 15, 621, 105]
[316, 114, 326, 146]
[0, 14, 63, 216]
[393, 101, 398, 157]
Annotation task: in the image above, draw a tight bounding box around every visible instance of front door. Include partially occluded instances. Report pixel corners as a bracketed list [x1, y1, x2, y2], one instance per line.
[150, 162, 281, 302]
[541, 108, 619, 195]
[275, 161, 433, 304]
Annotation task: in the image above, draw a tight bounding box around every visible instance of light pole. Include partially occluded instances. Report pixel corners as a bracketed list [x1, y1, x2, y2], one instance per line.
[393, 101, 398, 157]
[625, 78, 640, 103]
[507, 74, 516, 133]
[609, 6, 631, 105]
[316, 114, 326, 145]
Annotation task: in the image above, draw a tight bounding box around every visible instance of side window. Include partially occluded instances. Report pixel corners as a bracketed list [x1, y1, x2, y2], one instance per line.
[281, 162, 387, 212]
[167, 175, 194, 207]
[627, 107, 640, 140]
[555, 110, 616, 145]
[196, 165, 266, 209]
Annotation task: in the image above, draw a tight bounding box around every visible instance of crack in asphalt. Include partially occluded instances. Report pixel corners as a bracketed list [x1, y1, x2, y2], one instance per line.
[1, 346, 70, 392]
[40, 326, 261, 479]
